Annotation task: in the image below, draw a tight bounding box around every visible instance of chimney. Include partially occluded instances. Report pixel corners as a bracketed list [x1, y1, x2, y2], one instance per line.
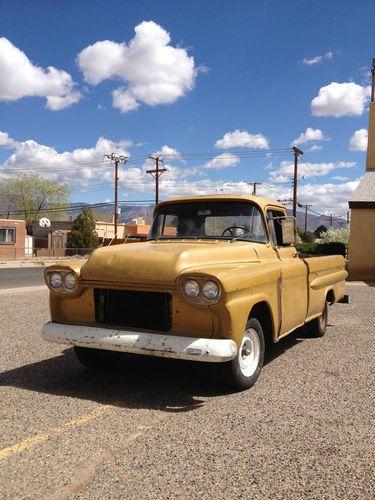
[366, 58, 375, 170]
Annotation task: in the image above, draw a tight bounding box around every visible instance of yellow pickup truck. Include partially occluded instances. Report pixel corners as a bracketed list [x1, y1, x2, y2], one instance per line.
[41, 195, 347, 390]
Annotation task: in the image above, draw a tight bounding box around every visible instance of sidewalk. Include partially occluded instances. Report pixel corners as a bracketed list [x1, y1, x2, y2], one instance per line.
[0, 256, 87, 269]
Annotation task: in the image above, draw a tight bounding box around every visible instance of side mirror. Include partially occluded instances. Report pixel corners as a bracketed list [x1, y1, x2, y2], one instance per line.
[281, 217, 296, 245]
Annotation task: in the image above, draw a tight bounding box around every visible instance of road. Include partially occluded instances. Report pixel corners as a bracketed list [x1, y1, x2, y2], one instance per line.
[0, 284, 374, 499]
[0, 267, 45, 289]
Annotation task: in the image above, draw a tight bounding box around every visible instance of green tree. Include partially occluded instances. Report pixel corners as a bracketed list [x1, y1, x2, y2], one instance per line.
[0, 173, 70, 233]
[67, 206, 99, 252]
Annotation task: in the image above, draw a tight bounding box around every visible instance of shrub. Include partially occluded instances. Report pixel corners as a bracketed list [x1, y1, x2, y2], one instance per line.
[295, 241, 346, 257]
[295, 242, 317, 254]
[315, 242, 346, 257]
[319, 226, 350, 245]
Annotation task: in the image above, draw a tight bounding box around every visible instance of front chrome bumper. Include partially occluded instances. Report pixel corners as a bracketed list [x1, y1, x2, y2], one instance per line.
[41, 322, 238, 363]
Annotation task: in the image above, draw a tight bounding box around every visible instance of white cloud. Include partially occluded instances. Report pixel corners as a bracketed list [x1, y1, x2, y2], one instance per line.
[302, 51, 334, 66]
[0, 131, 359, 215]
[112, 88, 140, 112]
[0, 37, 81, 110]
[291, 127, 326, 146]
[335, 161, 357, 168]
[302, 55, 323, 66]
[296, 180, 359, 213]
[308, 145, 323, 152]
[0, 131, 19, 149]
[311, 82, 371, 117]
[349, 128, 368, 151]
[0, 132, 132, 185]
[331, 176, 349, 181]
[155, 178, 358, 214]
[77, 21, 196, 113]
[155, 145, 183, 161]
[269, 160, 356, 182]
[215, 130, 269, 149]
[203, 153, 240, 170]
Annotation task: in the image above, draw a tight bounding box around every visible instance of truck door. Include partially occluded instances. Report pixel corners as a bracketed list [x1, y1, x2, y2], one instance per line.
[267, 209, 308, 336]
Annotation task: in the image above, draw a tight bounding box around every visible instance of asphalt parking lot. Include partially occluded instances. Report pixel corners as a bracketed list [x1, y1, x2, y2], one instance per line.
[0, 283, 374, 499]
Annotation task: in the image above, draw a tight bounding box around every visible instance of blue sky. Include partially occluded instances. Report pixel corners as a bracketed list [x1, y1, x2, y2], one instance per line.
[1, 0, 374, 219]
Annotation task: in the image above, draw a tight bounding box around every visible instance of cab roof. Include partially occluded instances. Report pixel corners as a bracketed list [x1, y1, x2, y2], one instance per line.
[156, 194, 285, 211]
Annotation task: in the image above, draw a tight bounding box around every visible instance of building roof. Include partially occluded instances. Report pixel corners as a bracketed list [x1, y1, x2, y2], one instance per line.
[350, 171, 375, 206]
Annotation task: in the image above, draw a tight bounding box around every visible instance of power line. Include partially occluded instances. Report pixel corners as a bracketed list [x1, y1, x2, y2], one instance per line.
[0, 148, 293, 173]
[1, 200, 155, 217]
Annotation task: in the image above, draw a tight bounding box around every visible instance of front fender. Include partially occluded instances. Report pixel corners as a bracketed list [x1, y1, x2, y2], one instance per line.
[212, 290, 278, 347]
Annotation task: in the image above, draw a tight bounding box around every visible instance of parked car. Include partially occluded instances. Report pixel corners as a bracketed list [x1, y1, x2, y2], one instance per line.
[41, 195, 347, 390]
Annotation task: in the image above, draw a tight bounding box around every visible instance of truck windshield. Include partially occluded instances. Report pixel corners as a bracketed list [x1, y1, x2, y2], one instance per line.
[148, 201, 268, 243]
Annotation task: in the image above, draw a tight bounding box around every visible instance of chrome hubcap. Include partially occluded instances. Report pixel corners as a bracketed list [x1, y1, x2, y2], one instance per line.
[239, 328, 260, 377]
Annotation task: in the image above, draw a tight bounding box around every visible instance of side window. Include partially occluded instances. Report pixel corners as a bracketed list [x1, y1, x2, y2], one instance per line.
[0, 227, 16, 244]
[267, 210, 285, 246]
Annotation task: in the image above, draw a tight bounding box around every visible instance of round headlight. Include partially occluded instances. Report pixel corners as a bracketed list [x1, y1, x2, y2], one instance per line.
[202, 280, 220, 300]
[183, 279, 200, 298]
[64, 272, 77, 290]
[50, 272, 63, 289]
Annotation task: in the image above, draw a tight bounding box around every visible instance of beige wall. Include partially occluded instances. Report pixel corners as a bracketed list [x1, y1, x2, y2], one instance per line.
[348, 208, 375, 280]
[95, 222, 125, 239]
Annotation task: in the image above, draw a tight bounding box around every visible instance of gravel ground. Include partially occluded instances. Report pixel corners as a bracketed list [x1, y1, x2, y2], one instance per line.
[0, 283, 374, 499]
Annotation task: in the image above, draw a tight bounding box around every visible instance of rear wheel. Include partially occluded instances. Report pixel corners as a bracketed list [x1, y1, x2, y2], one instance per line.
[223, 318, 265, 391]
[306, 302, 328, 337]
[74, 346, 122, 369]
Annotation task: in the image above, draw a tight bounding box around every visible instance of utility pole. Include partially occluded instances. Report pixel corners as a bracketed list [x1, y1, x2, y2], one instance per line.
[147, 155, 167, 206]
[347, 211, 350, 224]
[292, 147, 304, 219]
[330, 214, 333, 227]
[104, 153, 129, 238]
[298, 203, 312, 237]
[248, 182, 262, 195]
[371, 57, 375, 103]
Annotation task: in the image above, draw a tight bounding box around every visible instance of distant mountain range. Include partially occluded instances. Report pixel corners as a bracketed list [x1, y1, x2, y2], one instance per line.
[285, 208, 348, 231]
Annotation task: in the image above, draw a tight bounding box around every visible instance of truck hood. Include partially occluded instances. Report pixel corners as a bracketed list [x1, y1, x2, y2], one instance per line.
[80, 240, 260, 285]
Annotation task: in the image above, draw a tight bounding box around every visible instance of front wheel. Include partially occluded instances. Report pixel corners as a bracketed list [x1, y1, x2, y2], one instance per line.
[222, 318, 265, 391]
[74, 346, 122, 370]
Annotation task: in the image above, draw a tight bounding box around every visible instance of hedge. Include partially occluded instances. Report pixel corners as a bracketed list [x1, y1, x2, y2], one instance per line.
[295, 242, 346, 257]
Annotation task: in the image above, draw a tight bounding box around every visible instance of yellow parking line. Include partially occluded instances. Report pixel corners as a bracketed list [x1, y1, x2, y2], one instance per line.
[0, 405, 111, 461]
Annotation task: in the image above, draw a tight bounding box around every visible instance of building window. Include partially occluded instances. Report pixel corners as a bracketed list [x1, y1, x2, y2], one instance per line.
[0, 227, 16, 244]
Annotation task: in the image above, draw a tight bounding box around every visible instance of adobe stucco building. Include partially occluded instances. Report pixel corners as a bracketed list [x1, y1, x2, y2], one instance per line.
[348, 59, 375, 280]
[0, 218, 26, 259]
